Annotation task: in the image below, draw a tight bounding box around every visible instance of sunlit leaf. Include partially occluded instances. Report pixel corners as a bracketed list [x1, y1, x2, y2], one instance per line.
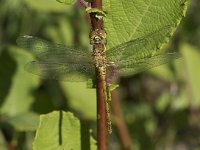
[33, 111, 96, 150]
[181, 43, 200, 107]
[5, 112, 40, 131]
[84, 0, 92, 2]
[56, 0, 76, 5]
[0, 46, 39, 116]
[104, 0, 188, 49]
[23, 0, 69, 12]
[0, 132, 7, 150]
[61, 83, 96, 120]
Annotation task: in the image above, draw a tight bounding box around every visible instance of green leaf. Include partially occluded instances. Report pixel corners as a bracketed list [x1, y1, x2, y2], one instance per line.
[171, 89, 189, 110]
[180, 43, 200, 107]
[0, 132, 7, 150]
[56, 0, 76, 5]
[107, 84, 119, 101]
[155, 92, 171, 113]
[86, 79, 95, 88]
[33, 111, 96, 150]
[104, 0, 188, 49]
[108, 84, 119, 91]
[148, 59, 181, 81]
[0, 46, 40, 116]
[23, 0, 70, 12]
[89, 132, 97, 150]
[86, 7, 107, 19]
[61, 82, 96, 120]
[84, 0, 92, 2]
[5, 112, 40, 131]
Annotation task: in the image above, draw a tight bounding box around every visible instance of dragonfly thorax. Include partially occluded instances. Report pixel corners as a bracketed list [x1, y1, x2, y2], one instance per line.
[93, 49, 107, 68]
[90, 29, 107, 45]
[90, 29, 107, 68]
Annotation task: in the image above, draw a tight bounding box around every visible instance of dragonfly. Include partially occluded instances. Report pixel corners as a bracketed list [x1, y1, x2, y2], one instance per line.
[16, 26, 180, 134]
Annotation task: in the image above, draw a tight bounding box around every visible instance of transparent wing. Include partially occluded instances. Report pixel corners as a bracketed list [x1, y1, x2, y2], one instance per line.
[17, 36, 95, 81]
[16, 35, 91, 59]
[36, 50, 93, 64]
[112, 52, 180, 76]
[106, 26, 174, 63]
[25, 61, 95, 81]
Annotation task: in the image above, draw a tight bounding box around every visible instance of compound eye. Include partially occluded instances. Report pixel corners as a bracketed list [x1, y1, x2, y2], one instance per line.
[99, 30, 106, 38]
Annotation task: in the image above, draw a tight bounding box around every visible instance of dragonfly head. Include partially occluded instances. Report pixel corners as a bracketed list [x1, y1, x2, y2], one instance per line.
[90, 29, 107, 45]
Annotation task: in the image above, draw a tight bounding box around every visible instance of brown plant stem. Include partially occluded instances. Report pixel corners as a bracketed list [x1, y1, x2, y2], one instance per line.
[89, 0, 107, 150]
[111, 89, 132, 150]
[95, 73, 107, 150]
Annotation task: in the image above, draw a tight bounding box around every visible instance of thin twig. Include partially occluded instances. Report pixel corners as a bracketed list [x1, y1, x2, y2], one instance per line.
[112, 89, 132, 150]
[89, 0, 107, 150]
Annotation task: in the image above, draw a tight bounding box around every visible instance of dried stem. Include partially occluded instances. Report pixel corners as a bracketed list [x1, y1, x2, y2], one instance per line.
[112, 89, 132, 150]
[89, 0, 107, 150]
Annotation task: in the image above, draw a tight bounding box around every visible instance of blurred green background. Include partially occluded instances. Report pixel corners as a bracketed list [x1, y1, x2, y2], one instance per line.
[0, 0, 200, 149]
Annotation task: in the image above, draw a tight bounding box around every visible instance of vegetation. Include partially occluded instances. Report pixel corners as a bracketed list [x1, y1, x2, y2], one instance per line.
[0, 0, 200, 149]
